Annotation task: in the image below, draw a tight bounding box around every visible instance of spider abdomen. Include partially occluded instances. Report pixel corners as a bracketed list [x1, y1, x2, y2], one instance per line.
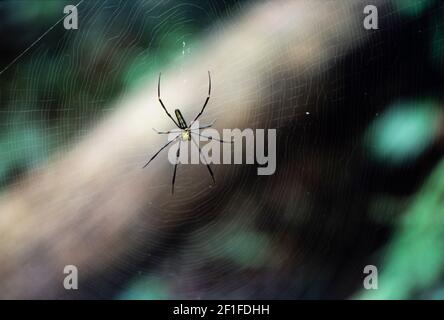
[175, 109, 188, 129]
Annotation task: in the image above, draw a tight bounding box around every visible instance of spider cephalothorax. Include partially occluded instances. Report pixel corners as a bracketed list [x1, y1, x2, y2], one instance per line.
[143, 71, 233, 193]
[180, 129, 191, 141]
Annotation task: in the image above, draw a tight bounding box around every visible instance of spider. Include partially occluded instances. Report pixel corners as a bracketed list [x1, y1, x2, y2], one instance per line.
[143, 71, 232, 194]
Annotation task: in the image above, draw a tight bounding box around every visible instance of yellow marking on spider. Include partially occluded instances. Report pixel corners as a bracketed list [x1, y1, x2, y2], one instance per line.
[181, 130, 191, 141]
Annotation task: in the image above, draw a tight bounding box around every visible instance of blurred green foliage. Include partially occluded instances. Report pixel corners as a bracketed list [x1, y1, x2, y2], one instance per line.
[360, 157, 444, 299]
[364, 101, 441, 166]
[392, 0, 436, 17]
[431, 6, 444, 68]
[118, 275, 171, 300]
[204, 228, 272, 268]
[358, 2, 444, 299]
[0, 114, 49, 180]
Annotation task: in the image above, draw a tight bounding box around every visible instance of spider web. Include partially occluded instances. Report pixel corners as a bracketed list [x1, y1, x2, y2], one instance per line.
[0, 0, 414, 300]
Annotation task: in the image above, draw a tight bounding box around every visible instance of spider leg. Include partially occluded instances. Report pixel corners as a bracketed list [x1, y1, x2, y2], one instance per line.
[171, 141, 181, 194]
[200, 119, 216, 128]
[191, 136, 215, 184]
[189, 119, 216, 131]
[190, 71, 211, 127]
[152, 128, 182, 134]
[142, 134, 180, 168]
[158, 73, 180, 128]
[191, 132, 234, 144]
